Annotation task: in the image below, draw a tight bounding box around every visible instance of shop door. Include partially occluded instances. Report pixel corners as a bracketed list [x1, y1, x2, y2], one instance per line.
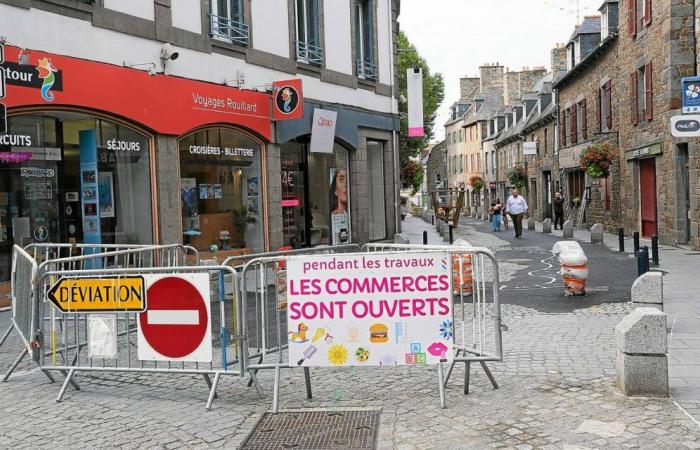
[639, 158, 658, 237]
[543, 171, 552, 219]
[281, 146, 308, 248]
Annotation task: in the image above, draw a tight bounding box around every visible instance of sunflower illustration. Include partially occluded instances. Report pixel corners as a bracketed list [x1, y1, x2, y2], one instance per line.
[327, 344, 349, 366]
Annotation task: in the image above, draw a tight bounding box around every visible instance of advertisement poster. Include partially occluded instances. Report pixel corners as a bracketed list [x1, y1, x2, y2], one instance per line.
[286, 252, 454, 367]
[180, 178, 197, 217]
[310, 109, 337, 154]
[407, 68, 425, 137]
[98, 172, 115, 218]
[25, 182, 52, 200]
[330, 168, 350, 245]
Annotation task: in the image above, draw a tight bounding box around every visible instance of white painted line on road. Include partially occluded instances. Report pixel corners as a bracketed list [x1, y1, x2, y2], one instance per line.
[669, 313, 678, 344]
[673, 400, 700, 428]
[147, 310, 199, 325]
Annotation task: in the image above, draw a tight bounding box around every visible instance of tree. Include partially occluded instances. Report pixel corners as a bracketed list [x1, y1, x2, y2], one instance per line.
[398, 31, 445, 194]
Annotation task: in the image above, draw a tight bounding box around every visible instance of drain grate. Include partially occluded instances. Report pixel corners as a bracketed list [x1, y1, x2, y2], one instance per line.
[240, 410, 380, 450]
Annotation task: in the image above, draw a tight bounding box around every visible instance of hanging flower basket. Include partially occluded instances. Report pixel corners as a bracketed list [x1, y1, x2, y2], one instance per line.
[579, 141, 616, 179]
[507, 166, 527, 190]
[469, 175, 484, 192]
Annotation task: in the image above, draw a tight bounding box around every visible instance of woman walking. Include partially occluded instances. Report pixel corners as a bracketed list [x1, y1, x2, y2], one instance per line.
[490, 198, 503, 232]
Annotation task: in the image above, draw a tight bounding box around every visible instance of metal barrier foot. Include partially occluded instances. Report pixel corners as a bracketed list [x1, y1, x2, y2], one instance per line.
[437, 362, 446, 409]
[480, 361, 498, 390]
[303, 367, 312, 399]
[248, 370, 264, 399]
[272, 366, 281, 414]
[202, 374, 217, 399]
[443, 349, 461, 387]
[56, 368, 75, 402]
[2, 347, 28, 382]
[58, 369, 80, 391]
[205, 372, 221, 411]
[464, 361, 471, 395]
[0, 323, 13, 349]
[41, 369, 56, 384]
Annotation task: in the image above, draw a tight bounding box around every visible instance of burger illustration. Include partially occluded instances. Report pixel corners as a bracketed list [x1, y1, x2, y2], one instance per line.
[369, 323, 388, 343]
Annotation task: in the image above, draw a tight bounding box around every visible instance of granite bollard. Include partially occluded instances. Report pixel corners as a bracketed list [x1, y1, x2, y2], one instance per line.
[591, 223, 604, 244]
[615, 308, 669, 397]
[542, 218, 552, 233]
[563, 220, 574, 238]
[527, 217, 535, 230]
[631, 271, 663, 311]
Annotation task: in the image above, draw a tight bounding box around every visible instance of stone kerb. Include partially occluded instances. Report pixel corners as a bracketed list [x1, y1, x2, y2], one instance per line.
[615, 307, 669, 397]
[563, 220, 574, 238]
[542, 218, 552, 233]
[631, 272, 663, 311]
[590, 223, 604, 244]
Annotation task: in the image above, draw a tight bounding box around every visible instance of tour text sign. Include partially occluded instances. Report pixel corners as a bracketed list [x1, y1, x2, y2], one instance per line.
[286, 252, 454, 367]
[47, 276, 146, 312]
[670, 115, 700, 138]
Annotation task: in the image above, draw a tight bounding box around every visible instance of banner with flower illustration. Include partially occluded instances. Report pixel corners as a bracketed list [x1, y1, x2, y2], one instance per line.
[286, 252, 453, 367]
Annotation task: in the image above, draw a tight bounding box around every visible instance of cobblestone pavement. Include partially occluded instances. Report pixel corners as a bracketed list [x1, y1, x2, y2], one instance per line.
[0, 217, 698, 448]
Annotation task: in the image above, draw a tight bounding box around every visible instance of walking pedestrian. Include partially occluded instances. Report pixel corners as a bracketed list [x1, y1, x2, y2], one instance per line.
[490, 198, 503, 232]
[505, 188, 528, 239]
[553, 191, 565, 230]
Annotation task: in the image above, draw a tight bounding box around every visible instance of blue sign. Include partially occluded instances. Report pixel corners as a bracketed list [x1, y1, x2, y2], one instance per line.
[681, 77, 700, 113]
[79, 130, 102, 268]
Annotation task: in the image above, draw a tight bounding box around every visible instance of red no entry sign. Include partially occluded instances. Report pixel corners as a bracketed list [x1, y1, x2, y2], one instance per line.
[137, 274, 212, 362]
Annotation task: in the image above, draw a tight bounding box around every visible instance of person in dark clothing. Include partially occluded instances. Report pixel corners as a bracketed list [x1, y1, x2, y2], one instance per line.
[490, 199, 502, 231]
[553, 192, 565, 230]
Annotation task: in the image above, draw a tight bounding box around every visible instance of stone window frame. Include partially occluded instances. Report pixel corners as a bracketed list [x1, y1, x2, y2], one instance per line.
[631, 61, 653, 125]
[627, 0, 652, 39]
[598, 77, 613, 132]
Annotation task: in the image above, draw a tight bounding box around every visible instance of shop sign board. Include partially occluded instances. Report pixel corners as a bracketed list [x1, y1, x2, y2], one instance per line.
[0, 103, 6, 134]
[137, 274, 212, 362]
[272, 79, 303, 121]
[670, 115, 700, 137]
[286, 252, 454, 367]
[681, 76, 700, 114]
[625, 143, 662, 160]
[523, 142, 537, 155]
[47, 276, 146, 312]
[310, 109, 337, 154]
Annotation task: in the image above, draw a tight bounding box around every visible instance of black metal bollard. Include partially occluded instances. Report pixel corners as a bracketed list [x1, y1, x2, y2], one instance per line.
[633, 232, 640, 254]
[651, 235, 659, 266]
[423, 230, 428, 245]
[431, 215, 435, 225]
[449, 225, 454, 244]
[636, 246, 650, 276]
[618, 227, 625, 252]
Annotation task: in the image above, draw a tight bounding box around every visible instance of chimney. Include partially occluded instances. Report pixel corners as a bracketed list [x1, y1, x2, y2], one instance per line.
[460, 77, 481, 101]
[551, 44, 567, 78]
[479, 63, 505, 97]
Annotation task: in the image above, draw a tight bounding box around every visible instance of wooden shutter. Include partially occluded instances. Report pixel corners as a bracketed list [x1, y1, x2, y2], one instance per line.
[571, 106, 578, 144]
[560, 109, 567, 147]
[630, 71, 638, 125]
[605, 81, 613, 130]
[581, 100, 587, 140]
[596, 88, 602, 132]
[645, 62, 653, 121]
[643, 0, 652, 26]
[628, 0, 637, 37]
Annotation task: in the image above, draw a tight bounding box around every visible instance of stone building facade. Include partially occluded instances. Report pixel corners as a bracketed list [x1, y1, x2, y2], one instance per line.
[425, 140, 447, 209]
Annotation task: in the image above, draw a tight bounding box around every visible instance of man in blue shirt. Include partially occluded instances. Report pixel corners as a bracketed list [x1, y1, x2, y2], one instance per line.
[505, 188, 529, 238]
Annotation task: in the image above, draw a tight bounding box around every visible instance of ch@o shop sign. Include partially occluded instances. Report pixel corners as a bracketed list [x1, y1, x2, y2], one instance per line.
[286, 252, 454, 367]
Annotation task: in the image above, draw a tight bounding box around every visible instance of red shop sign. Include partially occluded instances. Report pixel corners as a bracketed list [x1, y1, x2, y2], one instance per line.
[0, 46, 272, 140]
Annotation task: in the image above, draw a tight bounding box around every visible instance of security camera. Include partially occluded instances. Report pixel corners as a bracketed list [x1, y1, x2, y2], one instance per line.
[160, 43, 179, 61]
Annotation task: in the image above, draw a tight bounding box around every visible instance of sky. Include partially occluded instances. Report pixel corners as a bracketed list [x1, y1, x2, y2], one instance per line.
[399, 0, 603, 141]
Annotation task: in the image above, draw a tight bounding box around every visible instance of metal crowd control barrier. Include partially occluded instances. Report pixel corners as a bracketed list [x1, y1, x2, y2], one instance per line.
[239, 244, 502, 412]
[24, 243, 199, 268]
[363, 243, 503, 401]
[1, 245, 244, 409]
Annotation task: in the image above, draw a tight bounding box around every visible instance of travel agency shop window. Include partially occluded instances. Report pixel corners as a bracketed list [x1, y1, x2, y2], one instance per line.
[179, 127, 264, 253]
[0, 112, 153, 283]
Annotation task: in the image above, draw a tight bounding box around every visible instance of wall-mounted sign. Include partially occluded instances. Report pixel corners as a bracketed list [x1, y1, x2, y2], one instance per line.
[187, 145, 254, 158]
[106, 139, 140, 152]
[33, 225, 48, 242]
[0, 133, 32, 146]
[310, 109, 337, 154]
[625, 143, 662, 161]
[273, 79, 303, 121]
[670, 115, 700, 137]
[681, 77, 700, 114]
[0, 103, 5, 134]
[47, 276, 146, 312]
[407, 68, 424, 137]
[0, 60, 63, 101]
[523, 142, 537, 155]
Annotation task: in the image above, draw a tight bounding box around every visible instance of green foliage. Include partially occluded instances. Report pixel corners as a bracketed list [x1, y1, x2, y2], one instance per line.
[469, 176, 484, 192]
[400, 160, 424, 195]
[398, 31, 445, 194]
[507, 166, 527, 190]
[579, 142, 616, 179]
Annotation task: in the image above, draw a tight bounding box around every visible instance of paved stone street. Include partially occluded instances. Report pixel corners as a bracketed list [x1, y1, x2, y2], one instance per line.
[0, 215, 698, 448]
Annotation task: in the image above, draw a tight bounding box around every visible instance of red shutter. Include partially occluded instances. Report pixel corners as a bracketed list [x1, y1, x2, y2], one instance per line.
[643, 0, 652, 26]
[628, 0, 637, 37]
[605, 81, 613, 130]
[645, 62, 653, 121]
[631, 71, 638, 125]
[581, 100, 587, 139]
[596, 89, 602, 132]
[560, 109, 567, 147]
[571, 106, 578, 144]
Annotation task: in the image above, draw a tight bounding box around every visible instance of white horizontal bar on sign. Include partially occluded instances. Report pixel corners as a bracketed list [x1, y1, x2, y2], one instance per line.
[147, 310, 199, 325]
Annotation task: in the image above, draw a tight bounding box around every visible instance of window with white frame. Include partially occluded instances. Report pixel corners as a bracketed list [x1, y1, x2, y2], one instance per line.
[355, 0, 377, 80]
[211, 0, 249, 45]
[601, 8, 609, 39]
[295, 0, 323, 65]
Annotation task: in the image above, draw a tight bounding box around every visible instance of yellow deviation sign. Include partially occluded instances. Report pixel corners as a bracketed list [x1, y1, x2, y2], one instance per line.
[47, 276, 146, 312]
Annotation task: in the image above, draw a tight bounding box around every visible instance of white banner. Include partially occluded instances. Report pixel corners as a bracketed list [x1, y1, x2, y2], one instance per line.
[523, 142, 537, 155]
[407, 68, 424, 137]
[287, 252, 454, 367]
[310, 108, 337, 153]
